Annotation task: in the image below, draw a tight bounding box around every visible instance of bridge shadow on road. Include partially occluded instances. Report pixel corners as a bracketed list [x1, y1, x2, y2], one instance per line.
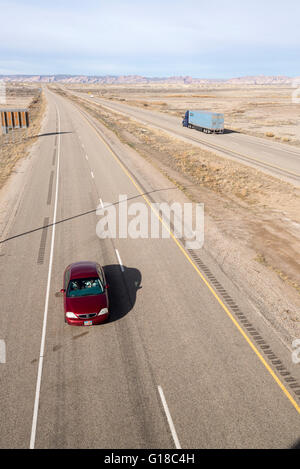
[0, 185, 197, 245]
[33, 131, 73, 138]
[104, 264, 142, 323]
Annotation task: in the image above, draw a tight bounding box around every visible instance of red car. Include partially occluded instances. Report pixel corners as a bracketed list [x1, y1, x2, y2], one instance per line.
[61, 261, 109, 326]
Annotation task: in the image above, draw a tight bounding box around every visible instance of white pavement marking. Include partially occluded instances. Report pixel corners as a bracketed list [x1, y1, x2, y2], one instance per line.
[85, 154, 88, 160]
[158, 385, 181, 449]
[91, 171, 94, 179]
[99, 198, 104, 209]
[30, 105, 61, 449]
[115, 249, 124, 272]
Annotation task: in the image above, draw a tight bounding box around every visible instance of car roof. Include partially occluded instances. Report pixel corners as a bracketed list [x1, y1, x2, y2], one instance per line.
[69, 261, 99, 279]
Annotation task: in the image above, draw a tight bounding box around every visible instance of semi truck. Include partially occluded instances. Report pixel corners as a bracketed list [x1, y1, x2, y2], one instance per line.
[182, 110, 224, 134]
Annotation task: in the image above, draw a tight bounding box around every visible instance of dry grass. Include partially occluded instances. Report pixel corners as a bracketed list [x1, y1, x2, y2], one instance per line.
[255, 253, 300, 297]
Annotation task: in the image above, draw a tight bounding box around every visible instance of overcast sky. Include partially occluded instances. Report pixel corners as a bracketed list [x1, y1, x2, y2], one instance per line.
[0, 0, 299, 77]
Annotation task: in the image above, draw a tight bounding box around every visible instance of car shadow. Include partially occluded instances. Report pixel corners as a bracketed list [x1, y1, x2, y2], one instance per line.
[290, 438, 300, 449]
[103, 264, 142, 323]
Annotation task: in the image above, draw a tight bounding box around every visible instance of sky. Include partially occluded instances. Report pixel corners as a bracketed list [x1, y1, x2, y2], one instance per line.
[0, 0, 299, 77]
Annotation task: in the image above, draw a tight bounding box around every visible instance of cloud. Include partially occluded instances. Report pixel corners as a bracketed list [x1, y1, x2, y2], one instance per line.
[0, 0, 299, 75]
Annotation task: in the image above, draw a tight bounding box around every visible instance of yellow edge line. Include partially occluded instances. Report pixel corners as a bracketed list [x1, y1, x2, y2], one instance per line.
[78, 104, 300, 415]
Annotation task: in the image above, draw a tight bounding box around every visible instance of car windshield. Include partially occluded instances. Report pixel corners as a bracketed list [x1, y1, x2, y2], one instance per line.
[67, 277, 104, 297]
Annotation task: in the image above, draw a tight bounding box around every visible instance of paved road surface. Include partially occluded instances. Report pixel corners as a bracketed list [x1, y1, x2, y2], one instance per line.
[0, 89, 299, 448]
[73, 92, 300, 186]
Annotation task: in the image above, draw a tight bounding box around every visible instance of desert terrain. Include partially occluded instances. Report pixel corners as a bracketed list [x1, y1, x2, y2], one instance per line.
[64, 83, 300, 146]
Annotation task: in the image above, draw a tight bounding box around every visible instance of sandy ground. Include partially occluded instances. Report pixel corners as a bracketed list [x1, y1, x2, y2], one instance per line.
[53, 86, 300, 343]
[65, 83, 300, 146]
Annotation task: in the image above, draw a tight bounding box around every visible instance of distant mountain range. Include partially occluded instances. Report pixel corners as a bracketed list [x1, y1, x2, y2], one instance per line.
[0, 74, 297, 85]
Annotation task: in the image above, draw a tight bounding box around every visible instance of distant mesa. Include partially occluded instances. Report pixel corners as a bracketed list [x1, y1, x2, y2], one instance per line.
[0, 74, 297, 85]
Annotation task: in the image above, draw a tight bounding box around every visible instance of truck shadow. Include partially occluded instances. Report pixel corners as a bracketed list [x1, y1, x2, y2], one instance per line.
[223, 128, 239, 134]
[103, 264, 142, 323]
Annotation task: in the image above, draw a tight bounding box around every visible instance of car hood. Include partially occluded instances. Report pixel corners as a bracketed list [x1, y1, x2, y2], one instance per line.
[66, 294, 107, 315]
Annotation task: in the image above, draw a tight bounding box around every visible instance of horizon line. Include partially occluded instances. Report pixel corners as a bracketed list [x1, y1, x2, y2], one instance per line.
[0, 73, 298, 79]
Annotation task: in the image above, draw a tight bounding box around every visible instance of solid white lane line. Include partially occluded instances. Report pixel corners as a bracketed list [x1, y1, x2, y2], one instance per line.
[115, 248, 124, 272]
[30, 105, 61, 449]
[158, 385, 181, 450]
[91, 171, 94, 179]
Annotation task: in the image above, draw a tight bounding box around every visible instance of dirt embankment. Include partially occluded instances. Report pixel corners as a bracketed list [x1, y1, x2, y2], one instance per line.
[54, 88, 300, 334]
[0, 87, 46, 191]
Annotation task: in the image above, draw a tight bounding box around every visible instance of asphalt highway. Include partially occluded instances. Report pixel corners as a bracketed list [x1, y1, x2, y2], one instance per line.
[75, 92, 300, 186]
[0, 89, 299, 448]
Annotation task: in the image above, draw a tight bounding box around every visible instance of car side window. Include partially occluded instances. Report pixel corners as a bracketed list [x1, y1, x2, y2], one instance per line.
[97, 267, 104, 285]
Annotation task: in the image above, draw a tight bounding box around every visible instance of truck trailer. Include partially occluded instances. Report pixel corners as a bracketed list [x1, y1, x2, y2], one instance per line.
[182, 110, 224, 134]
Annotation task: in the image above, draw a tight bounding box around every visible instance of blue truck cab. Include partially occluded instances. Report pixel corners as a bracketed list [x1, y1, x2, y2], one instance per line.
[182, 110, 224, 134]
